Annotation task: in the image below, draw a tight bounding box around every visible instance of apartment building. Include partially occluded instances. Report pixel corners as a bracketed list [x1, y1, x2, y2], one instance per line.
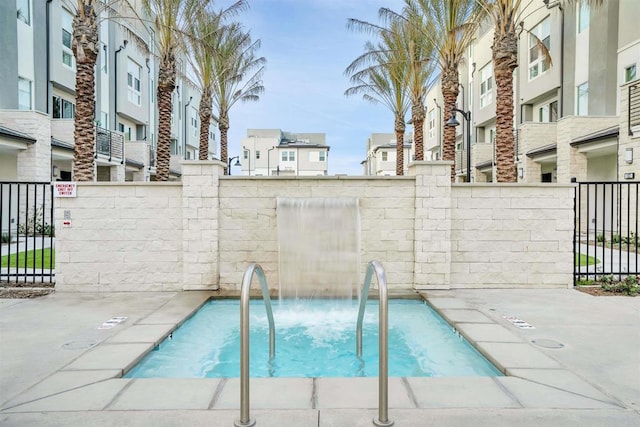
[423, 0, 639, 183]
[361, 133, 414, 176]
[0, 0, 216, 183]
[238, 129, 329, 176]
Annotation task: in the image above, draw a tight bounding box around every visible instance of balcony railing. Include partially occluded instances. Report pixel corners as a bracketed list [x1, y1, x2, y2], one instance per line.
[455, 149, 468, 174]
[95, 127, 124, 163]
[148, 145, 156, 168]
[629, 83, 640, 136]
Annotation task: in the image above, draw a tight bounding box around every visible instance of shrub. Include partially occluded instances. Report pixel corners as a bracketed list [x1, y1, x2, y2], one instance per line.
[17, 207, 54, 237]
[601, 275, 639, 296]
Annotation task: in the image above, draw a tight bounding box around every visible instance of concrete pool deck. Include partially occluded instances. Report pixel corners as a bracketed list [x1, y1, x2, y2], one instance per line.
[1, 288, 638, 426]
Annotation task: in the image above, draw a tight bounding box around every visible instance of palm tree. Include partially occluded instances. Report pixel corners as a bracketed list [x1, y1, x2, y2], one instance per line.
[187, 5, 244, 160]
[67, 1, 148, 181]
[405, 0, 481, 181]
[345, 25, 411, 176]
[395, 11, 437, 162]
[70, 0, 100, 181]
[142, 0, 220, 180]
[372, 8, 438, 162]
[210, 24, 265, 174]
[478, 0, 602, 182]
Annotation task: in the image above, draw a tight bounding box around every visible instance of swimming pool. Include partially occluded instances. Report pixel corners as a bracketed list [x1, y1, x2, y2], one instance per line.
[125, 299, 502, 378]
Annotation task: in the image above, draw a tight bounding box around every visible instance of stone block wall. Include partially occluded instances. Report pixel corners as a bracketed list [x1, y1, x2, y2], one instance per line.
[451, 184, 575, 288]
[0, 110, 52, 182]
[55, 183, 183, 291]
[55, 162, 576, 292]
[217, 175, 416, 290]
[556, 116, 619, 183]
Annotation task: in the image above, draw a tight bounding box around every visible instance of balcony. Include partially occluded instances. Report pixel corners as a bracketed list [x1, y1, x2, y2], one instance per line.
[95, 127, 124, 163]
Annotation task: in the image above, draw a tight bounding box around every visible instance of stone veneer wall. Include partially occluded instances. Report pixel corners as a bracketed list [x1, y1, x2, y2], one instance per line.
[451, 184, 575, 288]
[55, 161, 575, 292]
[55, 183, 183, 291]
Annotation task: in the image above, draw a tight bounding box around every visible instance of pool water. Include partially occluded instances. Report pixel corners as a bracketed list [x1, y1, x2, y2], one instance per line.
[125, 299, 502, 378]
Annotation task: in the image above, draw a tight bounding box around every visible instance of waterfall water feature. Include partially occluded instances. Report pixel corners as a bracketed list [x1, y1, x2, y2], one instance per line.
[276, 197, 361, 299]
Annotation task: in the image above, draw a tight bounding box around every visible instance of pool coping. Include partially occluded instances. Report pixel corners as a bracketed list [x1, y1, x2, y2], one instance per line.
[0, 290, 627, 415]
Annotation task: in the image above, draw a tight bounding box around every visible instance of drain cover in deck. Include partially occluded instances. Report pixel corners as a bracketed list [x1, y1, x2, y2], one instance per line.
[531, 339, 564, 349]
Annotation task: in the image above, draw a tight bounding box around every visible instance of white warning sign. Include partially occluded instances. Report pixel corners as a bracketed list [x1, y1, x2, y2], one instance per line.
[54, 182, 77, 198]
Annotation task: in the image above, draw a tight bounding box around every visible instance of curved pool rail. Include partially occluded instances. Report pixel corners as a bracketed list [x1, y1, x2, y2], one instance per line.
[356, 260, 394, 427]
[235, 263, 276, 427]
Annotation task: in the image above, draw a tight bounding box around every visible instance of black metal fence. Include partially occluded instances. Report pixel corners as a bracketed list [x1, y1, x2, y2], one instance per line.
[574, 181, 639, 285]
[0, 182, 55, 284]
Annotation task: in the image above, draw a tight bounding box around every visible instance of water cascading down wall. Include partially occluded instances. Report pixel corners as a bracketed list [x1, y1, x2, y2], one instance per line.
[276, 197, 361, 299]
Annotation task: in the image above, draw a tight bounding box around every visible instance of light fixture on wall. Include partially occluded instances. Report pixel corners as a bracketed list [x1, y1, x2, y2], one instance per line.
[52, 165, 59, 178]
[518, 167, 524, 179]
[625, 147, 633, 164]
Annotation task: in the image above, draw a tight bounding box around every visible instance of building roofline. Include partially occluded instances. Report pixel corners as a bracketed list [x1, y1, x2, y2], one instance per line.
[0, 126, 36, 144]
[526, 143, 558, 158]
[125, 158, 145, 169]
[570, 126, 619, 146]
[51, 138, 74, 150]
[475, 160, 493, 170]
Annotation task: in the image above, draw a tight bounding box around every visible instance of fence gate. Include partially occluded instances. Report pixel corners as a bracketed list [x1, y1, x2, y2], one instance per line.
[0, 182, 55, 285]
[574, 181, 639, 285]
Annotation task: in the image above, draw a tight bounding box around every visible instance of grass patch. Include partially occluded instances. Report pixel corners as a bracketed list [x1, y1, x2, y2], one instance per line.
[576, 253, 599, 266]
[1, 248, 55, 269]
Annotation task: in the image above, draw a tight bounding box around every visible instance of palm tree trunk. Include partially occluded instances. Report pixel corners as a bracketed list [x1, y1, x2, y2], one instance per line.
[441, 67, 460, 182]
[72, 2, 98, 182]
[493, 30, 518, 183]
[394, 115, 406, 176]
[412, 101, 425, 161]
[219, 111, 229, 174]
[73, 61, 97, 181]
[198, 87, 213, 160]
[155, 52, 176, 181]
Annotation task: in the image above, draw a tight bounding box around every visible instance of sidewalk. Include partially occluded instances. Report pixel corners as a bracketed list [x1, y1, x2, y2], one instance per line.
[0, 289, 638, 426]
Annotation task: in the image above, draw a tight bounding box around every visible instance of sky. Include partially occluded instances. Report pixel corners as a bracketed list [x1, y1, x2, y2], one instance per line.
[219, 0, 406, 176]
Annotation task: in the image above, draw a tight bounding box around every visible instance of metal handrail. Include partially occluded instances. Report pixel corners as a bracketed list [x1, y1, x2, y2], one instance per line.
[234, 263, 276, 427]
[356, 261, 394, 427]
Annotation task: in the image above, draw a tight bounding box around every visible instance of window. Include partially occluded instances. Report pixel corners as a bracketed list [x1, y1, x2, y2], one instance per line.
[319, 151, 326, 162]
[625, 64, 637, 83]
[381, 152, 388, 161]
[281, 151, 295, 161]
[539, 101, 558, 123]
[578, 3, 589, 33]
[489, 127, 496, 144]
[550, 101, 558, 122]
[170, 139, 180, 155]
[16, 0, 30, 25]
[191, 108, 198, 136]
[576, 82, 588, 115]
[529, 17, 551, 80]
[428, 109, 436, 139]
[255, 150, 261, 159]
[479, 63, 493, 108]
[127, 58, 141, 105]
[52, 96, 75, 118]
[61, 9, 74, 69]
[118, 123, 131, 140]
[100, 43, 107, 74]
[100, 111, 108, 129]
[18, 78, 32, 110]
